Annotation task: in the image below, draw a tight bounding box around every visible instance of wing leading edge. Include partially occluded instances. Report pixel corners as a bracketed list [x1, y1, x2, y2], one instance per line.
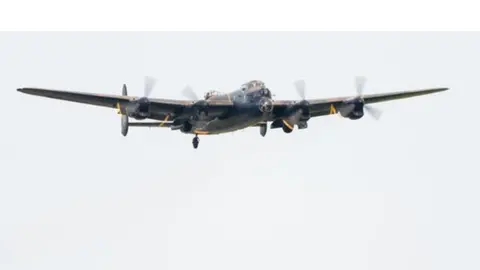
[17, 87, 233, 118]
[18, 86, 448, 123]
[363, 87, 449, 104]
[17, 87, 134, 108]
[16, 87, 192, 108]
[273, 87, 448, 117]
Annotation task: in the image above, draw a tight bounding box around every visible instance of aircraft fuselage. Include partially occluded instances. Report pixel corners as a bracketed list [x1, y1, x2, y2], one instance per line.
[185, 81, 273, 135]
[190, 106, 265, 135]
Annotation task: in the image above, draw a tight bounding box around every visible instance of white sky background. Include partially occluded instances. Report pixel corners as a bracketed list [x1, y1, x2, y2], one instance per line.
[0, 31, 479, 270]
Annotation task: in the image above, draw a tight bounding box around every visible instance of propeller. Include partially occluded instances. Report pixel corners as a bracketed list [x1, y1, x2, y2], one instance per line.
[355, 76, 366, 97]
[181, 85, 199, 100]
[294, 79, 306, 100]
[293, 79, 308, 114]
[118, 76, 156, 136]
[287, 79, 310, 125]
[144, 76, 156, 98]
[180, 84, 209, 120]
[364, 105, 382, 120]
[354, 76, 383, 120]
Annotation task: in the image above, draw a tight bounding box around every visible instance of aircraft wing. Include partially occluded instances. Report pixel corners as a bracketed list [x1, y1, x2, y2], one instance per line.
[17, 87, 232, 119]
[17, 87, 193, 109]
[273, 87, 448, 118]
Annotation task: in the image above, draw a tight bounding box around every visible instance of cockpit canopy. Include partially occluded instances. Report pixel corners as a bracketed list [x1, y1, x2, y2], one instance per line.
[204, 90, 222, 100]
[241, 80, 266, 92]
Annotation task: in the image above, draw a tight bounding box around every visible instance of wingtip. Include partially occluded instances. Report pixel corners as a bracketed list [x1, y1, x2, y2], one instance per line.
[438, 87, 450, 93]
[17, 88, 40, 95]
[17, 88, 39, 94]
[429, 87, 449, 93]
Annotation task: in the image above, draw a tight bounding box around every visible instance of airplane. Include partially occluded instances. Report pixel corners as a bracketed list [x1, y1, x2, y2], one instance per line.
[17, 77, 448, 149]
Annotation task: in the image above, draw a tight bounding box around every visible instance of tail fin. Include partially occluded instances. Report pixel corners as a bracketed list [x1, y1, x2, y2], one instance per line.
[122, 84, 128, 96]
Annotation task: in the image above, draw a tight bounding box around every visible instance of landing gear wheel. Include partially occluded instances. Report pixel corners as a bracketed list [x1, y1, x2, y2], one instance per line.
[282, 124, 293, 133]
[192, 135, 199, 149]
[260, 123, 267, 137]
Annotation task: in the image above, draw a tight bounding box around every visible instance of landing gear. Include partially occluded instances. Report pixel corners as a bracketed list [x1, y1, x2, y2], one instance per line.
[192, 135, 199, 149]
[282, 124, 293, 133]
[260, 123, 267, 137]
[297, 121, 308, 130]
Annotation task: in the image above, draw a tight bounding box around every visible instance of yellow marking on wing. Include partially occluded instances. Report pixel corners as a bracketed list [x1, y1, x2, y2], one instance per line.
[194, 130, 209, 135]
[329, 104, 337, 114]
[116, 102, 122, 114]
[159, 115, 170, 126]
[282, 120, 293, 130]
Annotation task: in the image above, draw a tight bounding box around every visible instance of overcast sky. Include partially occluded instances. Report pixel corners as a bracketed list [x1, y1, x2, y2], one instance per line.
[1, 32, 478, 270]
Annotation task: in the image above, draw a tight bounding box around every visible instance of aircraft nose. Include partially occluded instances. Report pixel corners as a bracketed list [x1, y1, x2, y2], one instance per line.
[264, 88, 271, 97]
[259, 97, 274, 113]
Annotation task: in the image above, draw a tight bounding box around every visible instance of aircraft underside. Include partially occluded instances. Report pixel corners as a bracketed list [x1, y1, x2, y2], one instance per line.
[190, 114, 264, 135]
[185, 113, 265, 148]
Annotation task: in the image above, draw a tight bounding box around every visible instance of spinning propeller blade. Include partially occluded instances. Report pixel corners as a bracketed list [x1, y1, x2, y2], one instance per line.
[355, 76, 366, 96]
[182, 85, 199, 100]
[354, 76, 382, 120]
[364, 105, 382, 120]
[144, 76, 156, 97]
[294, 79, 306, 100]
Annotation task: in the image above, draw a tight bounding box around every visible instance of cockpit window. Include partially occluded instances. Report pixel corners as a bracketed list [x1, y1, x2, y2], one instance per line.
[242, 80, 266, 91]
[204, 90, 221, 100]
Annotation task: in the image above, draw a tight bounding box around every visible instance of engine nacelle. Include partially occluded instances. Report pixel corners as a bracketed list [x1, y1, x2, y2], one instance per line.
[125, 97, 151, 120]
[286, 101, 311, 124]
[297, 121, 308, 129]
[171, 120, 193, 133]
[270, 119, 283, 129]
[191, 100, 209, 120]
[340, 100, 364, 120]
[180, 122, 193, 133]
[282, 121, 293, 133]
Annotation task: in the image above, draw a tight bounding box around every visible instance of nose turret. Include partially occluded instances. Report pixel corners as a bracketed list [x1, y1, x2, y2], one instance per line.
[261, 88, 272, 98]
[258, 96, 274, 113]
